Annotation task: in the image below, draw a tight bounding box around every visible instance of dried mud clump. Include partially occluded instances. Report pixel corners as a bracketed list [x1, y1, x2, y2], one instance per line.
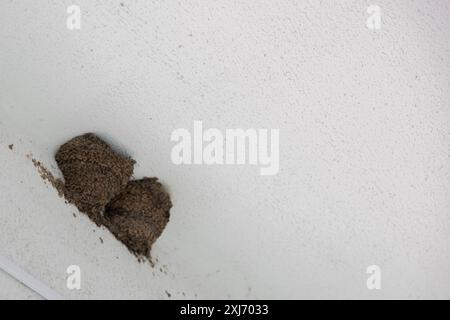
[55, 133, 135, 225]
[104, 178, 171, 257]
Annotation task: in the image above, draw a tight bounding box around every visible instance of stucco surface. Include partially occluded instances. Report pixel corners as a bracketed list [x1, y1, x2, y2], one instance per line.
[0, 1, 449, 299]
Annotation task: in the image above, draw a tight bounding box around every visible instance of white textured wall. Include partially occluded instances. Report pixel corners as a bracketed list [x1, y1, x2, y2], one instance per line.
[0, 0, 449, 299]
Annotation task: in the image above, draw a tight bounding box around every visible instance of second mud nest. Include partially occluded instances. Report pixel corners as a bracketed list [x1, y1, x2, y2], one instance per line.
[55, 133, 171, 258]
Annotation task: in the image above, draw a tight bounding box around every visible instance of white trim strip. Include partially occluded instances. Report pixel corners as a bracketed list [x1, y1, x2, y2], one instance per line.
[0, 255, 64, 300]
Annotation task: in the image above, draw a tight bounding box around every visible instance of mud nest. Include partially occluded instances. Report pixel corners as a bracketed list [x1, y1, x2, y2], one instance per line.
[55, 133, 171, 258]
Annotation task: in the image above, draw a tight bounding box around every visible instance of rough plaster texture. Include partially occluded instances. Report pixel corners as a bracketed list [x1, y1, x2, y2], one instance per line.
[0, 1, 449, 299]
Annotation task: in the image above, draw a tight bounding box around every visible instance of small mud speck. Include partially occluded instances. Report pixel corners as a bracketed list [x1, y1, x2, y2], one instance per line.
[165, 290, 171, 298]
[72, 213, 77, 218]
[8, 144, 14, 150]
[99, 237, 104, 244]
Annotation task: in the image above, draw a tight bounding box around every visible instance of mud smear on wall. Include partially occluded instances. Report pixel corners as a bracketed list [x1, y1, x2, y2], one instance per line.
[30, 157, 65, 198]
[31, 133, 171, 260]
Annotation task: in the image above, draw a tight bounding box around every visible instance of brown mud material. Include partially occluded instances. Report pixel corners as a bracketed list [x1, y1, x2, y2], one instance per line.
[31, 133, 171, 260]
[104, 178, 171, 257]
[8, 144, 14, 150]
[55, 133, 135, 225]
